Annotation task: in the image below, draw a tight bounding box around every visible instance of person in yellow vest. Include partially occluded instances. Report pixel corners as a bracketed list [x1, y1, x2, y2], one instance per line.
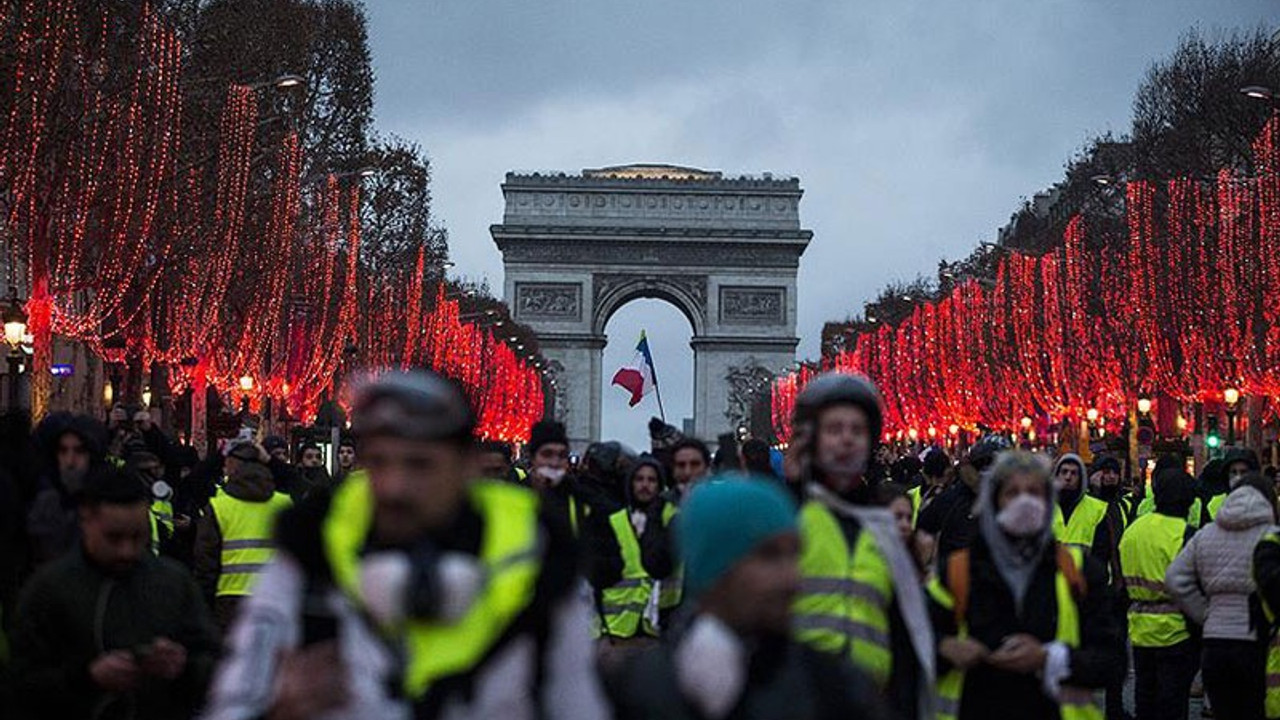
[1250, 527, 1280, 720]
[526, 419, 586, 535]
[606, 477, 892, 720]
[1053, 454, 1123, 564]
[1167, 472, 1278, 720]
[194, 459, 292, 633]
[909, 448, 952, 528]
[1118, 468, 1199, 720]
[1207, 449, 1264, 522]
[587, 455, 679, 665]
[928, 450, 1126, 720]
[201, 370, 609, 720]
[785, 372, 937, 720]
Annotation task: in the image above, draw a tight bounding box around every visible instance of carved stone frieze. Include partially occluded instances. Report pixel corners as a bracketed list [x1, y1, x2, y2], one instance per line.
[720, 286, 786, 325]
[497, 239, 805, 268]
[514, 282, 581, 321]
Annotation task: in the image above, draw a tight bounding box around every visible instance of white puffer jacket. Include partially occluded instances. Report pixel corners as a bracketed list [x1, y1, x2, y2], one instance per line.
[1166, 485, 1278, 641]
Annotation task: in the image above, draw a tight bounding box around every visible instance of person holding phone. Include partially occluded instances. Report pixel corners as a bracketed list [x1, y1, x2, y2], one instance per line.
[10, 465, 219, 720]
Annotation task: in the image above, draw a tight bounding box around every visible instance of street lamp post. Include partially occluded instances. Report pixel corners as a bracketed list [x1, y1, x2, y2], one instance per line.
[4, 292, 28, 412]
[1224, 387, 1241, 447]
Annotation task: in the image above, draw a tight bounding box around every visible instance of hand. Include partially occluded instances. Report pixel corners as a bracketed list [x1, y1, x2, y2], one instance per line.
[939, 636, 989, 670]
[89, 650, 140, 692]
[269, 642, 349, 720]
[139, 637, 187, 680]
[783, 424, 813, 484]
[988, 633, 1047, 674]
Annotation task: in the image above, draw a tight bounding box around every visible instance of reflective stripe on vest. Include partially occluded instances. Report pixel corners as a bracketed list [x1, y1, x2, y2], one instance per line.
[1053, 495, 1109, 551]
[210, 490, 292, 596]
[601, 509, 656, 638]
[929, 545, 1102, 720]
[658, 503, 683, 611]
[324, 472, 543, 699]
[1118, 513, 1189, 647]
[794, 500, 893, 686]
[908, 486, 922, 527]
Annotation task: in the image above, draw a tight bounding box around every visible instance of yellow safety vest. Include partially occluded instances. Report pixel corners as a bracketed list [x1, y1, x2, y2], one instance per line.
[150, 498, 174, 555]
[1118, 513, 1189, 647]
[908, 486, 923, 527]
[209, 490, 292, 596]
[1208, 493, 1227, 522]
[927, 545, 1102, 720]
[1053, 495, 1110, 550]
[1135, 494, 1202, 529]
[658, 503, 683, 611]
[1255, 533, 1280, 718]
[794, 500, 894, 686]
[600, 509, 658, 638]
[324, 472, 543, 699]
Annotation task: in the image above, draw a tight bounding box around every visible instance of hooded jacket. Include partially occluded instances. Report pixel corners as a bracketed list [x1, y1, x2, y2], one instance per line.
[25, 414, 110, 567]
[1053, 454, 1123, 581]
[193, 463, 279, 602]
[585, 457, 676, 591]
[1166, 484, 1277, 641]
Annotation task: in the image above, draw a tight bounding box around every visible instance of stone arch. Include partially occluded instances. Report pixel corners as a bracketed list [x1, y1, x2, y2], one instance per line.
[492, 164, 811, 449]
[592, 274, 705, 338]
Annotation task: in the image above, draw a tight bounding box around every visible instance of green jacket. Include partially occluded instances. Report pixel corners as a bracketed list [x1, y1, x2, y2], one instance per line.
[9, 546, 219, 720]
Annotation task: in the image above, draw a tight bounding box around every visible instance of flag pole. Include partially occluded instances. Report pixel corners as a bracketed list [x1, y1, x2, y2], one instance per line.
[642, 330, 667, 423]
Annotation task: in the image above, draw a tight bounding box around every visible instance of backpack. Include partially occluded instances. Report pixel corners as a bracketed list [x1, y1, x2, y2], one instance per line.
[945, 542, 1087, 623]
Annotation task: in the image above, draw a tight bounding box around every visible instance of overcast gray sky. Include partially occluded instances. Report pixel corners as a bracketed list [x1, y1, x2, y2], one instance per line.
[365, 0, 1276, 449]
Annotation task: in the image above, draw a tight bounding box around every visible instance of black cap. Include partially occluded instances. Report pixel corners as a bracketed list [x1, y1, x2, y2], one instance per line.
[528, 419, 569, 455]
[263, 435, 289, 453]
[923, 448, 951, 478]
[81, 465, 149, 505]
[1092, 456, 1122, 474]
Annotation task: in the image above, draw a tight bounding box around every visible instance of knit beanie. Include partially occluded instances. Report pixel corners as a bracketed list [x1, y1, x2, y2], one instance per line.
[677, 475, 797, 600]
[527, 419, 568, 456]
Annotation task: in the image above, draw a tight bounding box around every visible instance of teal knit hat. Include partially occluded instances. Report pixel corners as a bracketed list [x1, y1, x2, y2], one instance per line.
[677, 474, 798, 600]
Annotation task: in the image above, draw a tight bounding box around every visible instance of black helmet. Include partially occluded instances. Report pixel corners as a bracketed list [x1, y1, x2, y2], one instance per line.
[351, 370, 475, 443]
[793, 372, 885, 444]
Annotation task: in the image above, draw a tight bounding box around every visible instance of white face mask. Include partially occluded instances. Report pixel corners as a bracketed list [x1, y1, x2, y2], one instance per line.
[535, 467, 566, 487]
[674, 615, 746, 719]
[996, 493, 1048, 537]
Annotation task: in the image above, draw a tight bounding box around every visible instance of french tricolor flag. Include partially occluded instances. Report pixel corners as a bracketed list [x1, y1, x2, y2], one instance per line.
[611, 331, 658, 407]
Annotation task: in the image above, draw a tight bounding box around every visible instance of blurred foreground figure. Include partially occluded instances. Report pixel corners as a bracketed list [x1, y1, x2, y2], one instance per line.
[608, 477, 890, 720]
[202, 371, 607, 720]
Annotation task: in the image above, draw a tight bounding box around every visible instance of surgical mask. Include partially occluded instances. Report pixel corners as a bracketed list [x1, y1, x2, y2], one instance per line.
[996, 493, 1047, 538]
[359, 550, 484, 628]
[674, 615, 746, 719]
[536, 467, 566, 487]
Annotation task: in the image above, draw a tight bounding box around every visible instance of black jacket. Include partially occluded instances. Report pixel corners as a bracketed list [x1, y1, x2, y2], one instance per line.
[608, 630, 892, 720]
[9, 545, 219, 720]
[917, 481, 979, 565]
[929, 535, 1127, 720]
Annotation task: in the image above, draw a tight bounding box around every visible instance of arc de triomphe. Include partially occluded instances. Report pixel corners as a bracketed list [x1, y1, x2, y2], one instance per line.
[491, 164, 812, 449]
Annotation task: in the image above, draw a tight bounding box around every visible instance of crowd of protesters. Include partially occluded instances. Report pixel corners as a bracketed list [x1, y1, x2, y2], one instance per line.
[1, 370, 1279, 719]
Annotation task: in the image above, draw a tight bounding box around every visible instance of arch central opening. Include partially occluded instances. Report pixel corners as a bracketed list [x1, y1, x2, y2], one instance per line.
[600, 298, 694, 451]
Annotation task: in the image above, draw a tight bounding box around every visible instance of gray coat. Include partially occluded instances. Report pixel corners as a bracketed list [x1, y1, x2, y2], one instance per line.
[1166, 485, 1277, 641]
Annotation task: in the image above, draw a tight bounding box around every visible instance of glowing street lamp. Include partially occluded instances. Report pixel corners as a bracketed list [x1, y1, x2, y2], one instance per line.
[1020, 416, 1033, 431]
[1137, 397, 1152, 415]
[1086, 408, 1099, 423]
[3, 297, 26, 350]
[239, 374, 255, 393]
[1223, 387, 1241, 409]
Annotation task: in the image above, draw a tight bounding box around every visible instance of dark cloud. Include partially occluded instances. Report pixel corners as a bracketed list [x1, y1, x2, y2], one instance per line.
[366, 0, 1275, 448]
